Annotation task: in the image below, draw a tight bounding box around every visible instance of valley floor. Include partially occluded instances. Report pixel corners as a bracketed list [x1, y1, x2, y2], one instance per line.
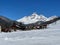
[0, 20, 60, 45]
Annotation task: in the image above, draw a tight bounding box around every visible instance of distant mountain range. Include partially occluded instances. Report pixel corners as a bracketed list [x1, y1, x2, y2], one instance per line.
[0, 13, 58, 27]
[17, 12, 58, 24]
[0, 13, 60, 32]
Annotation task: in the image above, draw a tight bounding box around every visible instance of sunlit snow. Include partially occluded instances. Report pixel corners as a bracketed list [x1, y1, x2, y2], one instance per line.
[0, 20, 60, 45]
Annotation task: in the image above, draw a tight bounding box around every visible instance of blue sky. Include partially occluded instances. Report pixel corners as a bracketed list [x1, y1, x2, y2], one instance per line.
[0, 0, 60, 20]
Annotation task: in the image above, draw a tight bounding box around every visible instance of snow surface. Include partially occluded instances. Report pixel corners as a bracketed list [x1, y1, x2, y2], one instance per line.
[0, 20, 60, 45]
[17, 12, 57, 24]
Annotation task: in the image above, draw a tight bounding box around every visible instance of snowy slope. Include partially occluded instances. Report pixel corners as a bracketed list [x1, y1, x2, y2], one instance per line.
[17, 13, 58, 24]
[0, 20, 60, 45]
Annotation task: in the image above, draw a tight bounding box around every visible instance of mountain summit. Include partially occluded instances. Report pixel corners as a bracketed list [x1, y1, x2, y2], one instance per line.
[17, 13, 58, 24]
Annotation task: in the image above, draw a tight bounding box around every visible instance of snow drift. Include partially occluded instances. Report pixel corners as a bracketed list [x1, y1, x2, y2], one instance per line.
[0, 20, 60, 45]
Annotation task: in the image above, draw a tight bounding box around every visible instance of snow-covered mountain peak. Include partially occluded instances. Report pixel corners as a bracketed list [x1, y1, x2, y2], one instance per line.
[47, 15, 58, 21]
[17, 13, 48, 24]
[49, 15, 58, 19]
[29, 12, 39, 19]
[39, 14, 48, 21]
[17, 13, 58, 24]
[30, 12, 38, 17]
[31, 12, 38, 16]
